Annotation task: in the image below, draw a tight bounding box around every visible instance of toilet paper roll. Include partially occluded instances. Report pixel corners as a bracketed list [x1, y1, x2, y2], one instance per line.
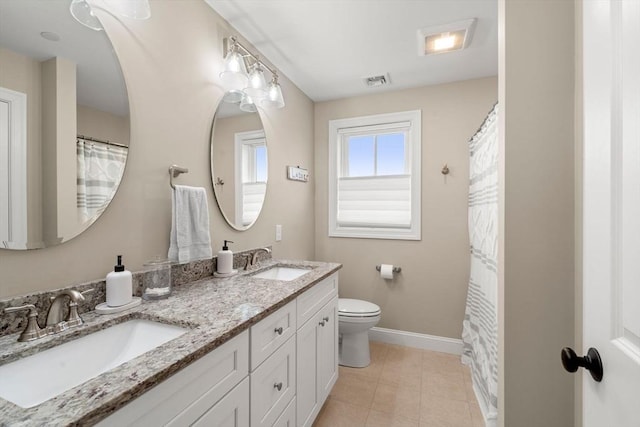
[380, 264, 394, 279]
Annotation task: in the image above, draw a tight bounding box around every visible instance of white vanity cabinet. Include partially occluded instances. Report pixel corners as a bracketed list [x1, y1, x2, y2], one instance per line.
[296, 275, 339, 427]
[97, 272, 339, 427]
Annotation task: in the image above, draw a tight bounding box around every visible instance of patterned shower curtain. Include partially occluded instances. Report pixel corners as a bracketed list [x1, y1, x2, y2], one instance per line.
[462, 104, 498, 425]
[76, 138, 127, 223]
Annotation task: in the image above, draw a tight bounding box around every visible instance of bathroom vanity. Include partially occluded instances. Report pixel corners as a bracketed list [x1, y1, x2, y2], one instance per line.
[0, 259, 341, 426]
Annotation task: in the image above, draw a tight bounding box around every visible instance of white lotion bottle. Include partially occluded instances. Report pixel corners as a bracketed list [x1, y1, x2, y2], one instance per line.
[217, 240, 234, 274]
[106, 255, 133, 307]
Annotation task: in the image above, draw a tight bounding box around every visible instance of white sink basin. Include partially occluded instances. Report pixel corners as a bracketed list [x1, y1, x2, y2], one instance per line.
[252, 266, 311, 281]
[0, 319, 187, 408]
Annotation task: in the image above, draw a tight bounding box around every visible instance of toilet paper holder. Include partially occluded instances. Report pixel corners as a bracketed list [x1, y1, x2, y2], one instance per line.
[376, 265, 401, 273]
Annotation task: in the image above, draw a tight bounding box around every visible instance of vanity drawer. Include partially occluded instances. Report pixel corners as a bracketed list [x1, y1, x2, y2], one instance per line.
[297, 273, 338, 327]
[272, 396, 296, 427]
[250, 336, 296, 427]
[250, 300, 296, 370]
[99, 330, 249, 427]
[191, 377, 249, 427]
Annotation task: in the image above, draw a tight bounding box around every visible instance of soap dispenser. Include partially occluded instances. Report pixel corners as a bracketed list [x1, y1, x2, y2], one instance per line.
[217, 240, 234, 275]
[106, 255, 133, 307]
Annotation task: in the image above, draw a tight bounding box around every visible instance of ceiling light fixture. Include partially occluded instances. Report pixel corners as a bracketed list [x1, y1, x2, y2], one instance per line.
[219, 36, 285, 109]
[417, 18, 477, 56]
[70, 0, 151, 31]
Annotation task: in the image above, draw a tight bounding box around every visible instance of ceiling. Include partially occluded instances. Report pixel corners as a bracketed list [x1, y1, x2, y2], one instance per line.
[205, 0, 498, 102]
[0, 0, 128, 117]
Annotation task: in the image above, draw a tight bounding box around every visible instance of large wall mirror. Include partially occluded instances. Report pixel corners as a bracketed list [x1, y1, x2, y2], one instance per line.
[0, 0, 129, 250]
[210, 96, 268, 230]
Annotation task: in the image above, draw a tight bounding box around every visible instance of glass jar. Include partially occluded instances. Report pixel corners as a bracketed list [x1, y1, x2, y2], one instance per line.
[142, 258, 172, 300]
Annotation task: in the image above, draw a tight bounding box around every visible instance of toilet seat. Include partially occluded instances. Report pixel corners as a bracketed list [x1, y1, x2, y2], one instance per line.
[338, 298, 381, 318]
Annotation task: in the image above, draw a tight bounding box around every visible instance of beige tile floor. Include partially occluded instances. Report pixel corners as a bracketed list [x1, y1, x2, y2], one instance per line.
[313, 342, 485, 427]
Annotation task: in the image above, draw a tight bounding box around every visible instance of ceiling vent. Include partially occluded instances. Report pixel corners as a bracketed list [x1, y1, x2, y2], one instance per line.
[363, 74, 390, 88]
[418, 18, 477, 56]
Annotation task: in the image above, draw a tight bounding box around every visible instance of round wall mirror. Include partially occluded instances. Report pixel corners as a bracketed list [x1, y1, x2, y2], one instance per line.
[0, 0, 129, 250]
[210, 96, 268, 230]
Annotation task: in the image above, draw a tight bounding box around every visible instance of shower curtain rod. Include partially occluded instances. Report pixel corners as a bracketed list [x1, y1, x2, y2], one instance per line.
[77, 134, 128, 149]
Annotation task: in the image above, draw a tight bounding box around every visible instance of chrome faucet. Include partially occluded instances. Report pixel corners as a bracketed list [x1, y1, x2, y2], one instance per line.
[245, 247, 272, 270]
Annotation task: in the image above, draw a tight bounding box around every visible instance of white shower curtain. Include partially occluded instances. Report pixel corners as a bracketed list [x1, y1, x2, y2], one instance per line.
[77, 139, 127, 223]
[462, 104, 498, 425]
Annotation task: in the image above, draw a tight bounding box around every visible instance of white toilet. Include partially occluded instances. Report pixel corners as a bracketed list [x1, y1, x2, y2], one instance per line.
[338, 298, 381, 368]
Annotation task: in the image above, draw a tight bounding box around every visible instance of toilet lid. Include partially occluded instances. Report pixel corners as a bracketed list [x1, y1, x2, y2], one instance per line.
[338, 298, 381, 317]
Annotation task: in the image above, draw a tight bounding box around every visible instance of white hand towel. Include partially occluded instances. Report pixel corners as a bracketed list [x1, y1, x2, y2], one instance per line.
[168, 185, 212, 264]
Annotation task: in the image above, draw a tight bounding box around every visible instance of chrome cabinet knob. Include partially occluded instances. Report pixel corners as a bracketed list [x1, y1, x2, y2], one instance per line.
[274, 327, 283, 335]
[274, 382, 283, 391]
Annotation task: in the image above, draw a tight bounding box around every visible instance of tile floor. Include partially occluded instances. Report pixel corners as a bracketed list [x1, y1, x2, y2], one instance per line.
[313, 341, 485, 427]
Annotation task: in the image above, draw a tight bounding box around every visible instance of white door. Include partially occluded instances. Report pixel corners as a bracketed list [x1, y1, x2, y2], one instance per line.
[582, 0, 640, 425]
[0, 86, 27, 249]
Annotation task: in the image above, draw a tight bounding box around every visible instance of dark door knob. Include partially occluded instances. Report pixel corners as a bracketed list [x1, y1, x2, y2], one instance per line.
[561, 347, 603, 382]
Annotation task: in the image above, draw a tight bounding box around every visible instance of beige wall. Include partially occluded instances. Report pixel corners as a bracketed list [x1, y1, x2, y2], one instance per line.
[0, 0, 315, 298]
[77, 105, 130, 146]
[0, 47, 43, 245]
[498, 0, 575, 425]
[314, 77, 497, 338]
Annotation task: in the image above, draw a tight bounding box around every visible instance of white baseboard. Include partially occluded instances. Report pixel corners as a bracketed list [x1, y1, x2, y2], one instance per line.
[368, 326, 463, 355]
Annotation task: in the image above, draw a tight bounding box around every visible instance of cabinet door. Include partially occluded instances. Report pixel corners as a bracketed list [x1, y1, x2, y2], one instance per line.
[192, 377, 249, 427]
[317, 297, 338, 402]
[296, 314, 319, 427]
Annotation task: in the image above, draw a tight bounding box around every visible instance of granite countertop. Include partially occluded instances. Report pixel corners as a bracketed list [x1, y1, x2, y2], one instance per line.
[0, 259, 341, 426]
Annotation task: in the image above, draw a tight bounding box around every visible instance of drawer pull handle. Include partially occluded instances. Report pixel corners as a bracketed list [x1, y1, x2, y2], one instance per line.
[323, 316, 330, 322]
[319, 320, 326, 327]
[274, 327, 284, 335]
[274, 382, 283, 391]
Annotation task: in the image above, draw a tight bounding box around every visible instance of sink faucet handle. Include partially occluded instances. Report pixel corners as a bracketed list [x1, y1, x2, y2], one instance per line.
[66, 289, 93, 327]
[4, 304, 38, 316]
[81, 289, 95, 297]
[3, 304, 47, 342]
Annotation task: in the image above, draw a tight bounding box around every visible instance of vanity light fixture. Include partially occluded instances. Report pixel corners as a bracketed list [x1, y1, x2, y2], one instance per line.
[109, 0, 151, 20]
[70, 0, 151, 31]
[262, 72, 285, 108]
[417, 18, 477, 55]
[220, 36, 286, 109]
[239, 94, 258, 113]
[70, 0, 104, 31]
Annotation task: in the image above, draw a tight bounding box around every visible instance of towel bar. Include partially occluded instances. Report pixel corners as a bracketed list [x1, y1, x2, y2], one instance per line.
[169, 165, 189, 189]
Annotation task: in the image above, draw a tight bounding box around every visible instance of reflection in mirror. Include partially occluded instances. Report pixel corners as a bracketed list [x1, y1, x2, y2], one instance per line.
[0, 0, 129, 249]
[211, 96, 267, 230]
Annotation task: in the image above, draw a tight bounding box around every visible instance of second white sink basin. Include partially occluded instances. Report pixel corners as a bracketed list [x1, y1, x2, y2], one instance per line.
[0, 319, 187, 408]
[252, 266, 311, 281]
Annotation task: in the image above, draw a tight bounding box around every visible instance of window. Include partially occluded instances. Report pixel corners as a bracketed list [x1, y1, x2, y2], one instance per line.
[328, 110, 421, 240]
[234, 130, 267, 226]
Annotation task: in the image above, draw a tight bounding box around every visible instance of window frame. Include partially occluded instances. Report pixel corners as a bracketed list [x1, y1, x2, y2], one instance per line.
[328, 110, 421, 240]
[234, 129, 267, 226]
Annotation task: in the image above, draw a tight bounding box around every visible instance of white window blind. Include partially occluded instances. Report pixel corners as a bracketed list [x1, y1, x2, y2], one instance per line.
[337, 175, 411, 228]
[242, 182, 266, 225]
